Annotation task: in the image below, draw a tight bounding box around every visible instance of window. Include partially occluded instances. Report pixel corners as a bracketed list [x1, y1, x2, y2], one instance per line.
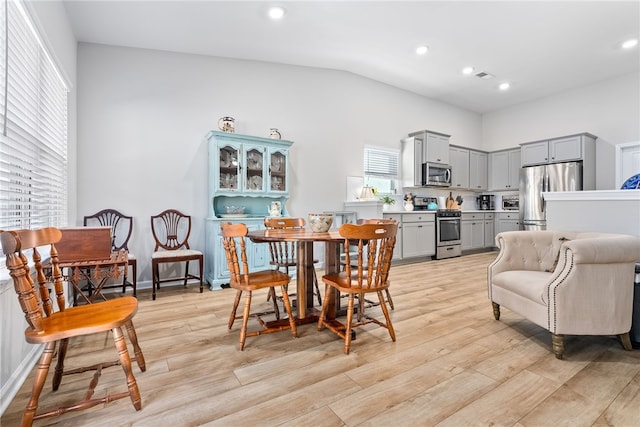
[363, 145, 399, 194]
[0, 0, 68, 231]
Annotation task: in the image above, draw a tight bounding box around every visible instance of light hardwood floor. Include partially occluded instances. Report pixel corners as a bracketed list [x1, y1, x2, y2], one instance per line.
[3, 252, 640, 426]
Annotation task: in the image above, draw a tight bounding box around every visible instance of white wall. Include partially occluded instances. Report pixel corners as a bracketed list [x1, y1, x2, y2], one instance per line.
[76, 43, 482, 285]
[482, 72, 640, 189]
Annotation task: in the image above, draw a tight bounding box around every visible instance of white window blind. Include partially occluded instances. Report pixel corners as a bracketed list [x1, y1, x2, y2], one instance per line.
[364, 146, 399, 178]
[0, 0, 68, 231]
[363, 145, 399, 194]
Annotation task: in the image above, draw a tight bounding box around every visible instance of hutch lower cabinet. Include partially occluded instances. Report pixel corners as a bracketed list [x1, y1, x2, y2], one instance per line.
[205, 131, 293, 289]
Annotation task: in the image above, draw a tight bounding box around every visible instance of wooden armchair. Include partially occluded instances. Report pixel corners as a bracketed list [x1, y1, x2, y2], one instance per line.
[0, 228, 146, 426]
[221, 222, 297, 350]
[318, 222, 398, 354]
[84, 209, 137, 296]
[263, 217, 322, 306]
[150, 209, 204, 300]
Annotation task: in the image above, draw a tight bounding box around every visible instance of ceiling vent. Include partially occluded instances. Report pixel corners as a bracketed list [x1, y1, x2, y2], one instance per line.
[475, 71, 494, 80]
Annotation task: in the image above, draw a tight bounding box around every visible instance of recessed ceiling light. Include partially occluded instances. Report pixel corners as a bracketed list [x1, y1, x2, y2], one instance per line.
[416, 45, 429, 55]
[499, 82, 511, 91]
[268, 6, 286, 20]
[622, 38, 638, 49]
[462, 67, 474, 75]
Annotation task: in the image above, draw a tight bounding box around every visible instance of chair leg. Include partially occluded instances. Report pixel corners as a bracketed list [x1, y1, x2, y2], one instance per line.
[385, 288, 394, 310]
[279, 285, 298, 338]
[492, 302, 500, 320]
[131, 259, 137, 297]
[184, 261, 190, 287]
[317, 284, 333, 330]
[152, 260, 158, 300]
[198, 256, 204, 293]
[620, 332, 633, 351]
[344, 294, 355, 354]
[378, 290, 396, 342]
[313, 266, 322, 306]
[125, 320, 147, 372]
[552, 333, 564, 359]
[112, 326, 142, 411]
[229, 290, 242, 329]
[269, 287, 280, 320]
[52, 338, 69, 391]
[22, 341, 56, 426]
[239, 291, 252, 351]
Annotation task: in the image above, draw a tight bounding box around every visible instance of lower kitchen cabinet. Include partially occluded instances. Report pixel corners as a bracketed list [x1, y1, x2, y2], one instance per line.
[484, 213, 495, 247]
[495, 212, 521, 234]
[383, 213, 403, 260]
[401, 213, 435, 258]
[461, 212, 484, 250]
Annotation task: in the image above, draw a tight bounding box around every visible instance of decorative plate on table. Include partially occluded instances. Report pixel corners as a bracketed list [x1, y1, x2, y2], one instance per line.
[621, 173, 640, 190]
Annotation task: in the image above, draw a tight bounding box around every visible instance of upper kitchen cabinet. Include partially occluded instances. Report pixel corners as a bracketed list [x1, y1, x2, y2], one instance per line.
[521, 133, 596, 166]
[469, 150, 488, 191]
[207, 131, 293, 218]
[408, 130, 451, 164]
[489, 148, 520, 191]
[402, 130, 451, 187]
[449, 145, 469, 189]
[424, 132, 450, 164]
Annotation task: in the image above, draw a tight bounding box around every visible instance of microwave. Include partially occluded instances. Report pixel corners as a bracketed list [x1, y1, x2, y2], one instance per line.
[421, 162, 451, 187]
[502, 195, 519, 210]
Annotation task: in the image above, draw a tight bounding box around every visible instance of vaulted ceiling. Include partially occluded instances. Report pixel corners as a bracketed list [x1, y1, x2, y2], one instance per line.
[62, 1, 640, 113]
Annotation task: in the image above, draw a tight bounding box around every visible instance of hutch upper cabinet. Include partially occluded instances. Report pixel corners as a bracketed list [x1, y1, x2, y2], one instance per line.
[205, 131, 293, 289]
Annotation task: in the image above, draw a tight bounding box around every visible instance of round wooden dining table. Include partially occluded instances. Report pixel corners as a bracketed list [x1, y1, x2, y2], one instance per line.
[247, 228, 344, 321]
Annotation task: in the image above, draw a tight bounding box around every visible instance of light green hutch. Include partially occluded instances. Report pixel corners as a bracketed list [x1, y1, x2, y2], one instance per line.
[205, 131, 293, 289]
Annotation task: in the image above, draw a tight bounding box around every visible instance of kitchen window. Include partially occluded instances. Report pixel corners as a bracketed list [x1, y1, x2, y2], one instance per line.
[363, 145, 399, 194]
[0, 0, 68, 232]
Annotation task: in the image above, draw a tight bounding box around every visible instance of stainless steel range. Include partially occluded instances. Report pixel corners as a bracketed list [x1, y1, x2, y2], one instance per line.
[436, 209, 462, 259]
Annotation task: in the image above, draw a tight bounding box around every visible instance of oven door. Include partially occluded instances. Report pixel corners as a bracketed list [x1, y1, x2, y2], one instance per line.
[437, 217, 461, 246]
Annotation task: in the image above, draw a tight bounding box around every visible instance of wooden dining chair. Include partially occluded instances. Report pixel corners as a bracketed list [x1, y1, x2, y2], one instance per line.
[150, 209, 204, 300]
[84, 209, 137, 296]
[355, 218, 398, 310]
[263, 217, 322, 307]
[0, 228, 146, 426]
[318, 222, 398, 354]
[221, 222, 297, 350]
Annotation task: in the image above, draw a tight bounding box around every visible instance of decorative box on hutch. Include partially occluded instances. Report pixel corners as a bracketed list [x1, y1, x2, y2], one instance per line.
[205, 131, 293, 289]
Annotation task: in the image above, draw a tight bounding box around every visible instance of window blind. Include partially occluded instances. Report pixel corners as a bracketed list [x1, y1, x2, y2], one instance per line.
[0, 0, 68, 231]
[363, 146, 399, 178]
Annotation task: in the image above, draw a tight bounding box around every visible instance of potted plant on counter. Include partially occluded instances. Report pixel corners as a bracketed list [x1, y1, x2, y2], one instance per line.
[380, 195, 396, 211]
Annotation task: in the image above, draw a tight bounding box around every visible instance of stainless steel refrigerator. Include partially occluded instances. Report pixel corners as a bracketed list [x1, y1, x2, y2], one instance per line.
[519, 161, 583, 230]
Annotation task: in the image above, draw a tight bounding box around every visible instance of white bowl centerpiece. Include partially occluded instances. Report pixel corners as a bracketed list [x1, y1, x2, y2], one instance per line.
[308, 213, 333, 232]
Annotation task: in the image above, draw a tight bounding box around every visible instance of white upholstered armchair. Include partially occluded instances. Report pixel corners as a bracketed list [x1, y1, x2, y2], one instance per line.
[488, 230, 640, 359]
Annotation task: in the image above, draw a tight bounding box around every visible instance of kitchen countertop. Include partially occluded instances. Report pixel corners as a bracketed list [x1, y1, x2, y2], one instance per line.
[383, 209, 519, 214]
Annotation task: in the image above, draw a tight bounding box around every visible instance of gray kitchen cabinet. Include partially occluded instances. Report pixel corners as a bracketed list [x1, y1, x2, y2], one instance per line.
[489, 148, 520, 190]
[449, 146, 469, 189]
[425, 132, 450, 164]
[401, 213, 435, 258]
[469, 150, 488, 190]
[383, 213, 403, 260]
[461, 212, 484, 250]
[484, 213, 495, 248]
[521, 133, 596, 166]
[495, 212, 521, 234]
[402, 130, 451, 187]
